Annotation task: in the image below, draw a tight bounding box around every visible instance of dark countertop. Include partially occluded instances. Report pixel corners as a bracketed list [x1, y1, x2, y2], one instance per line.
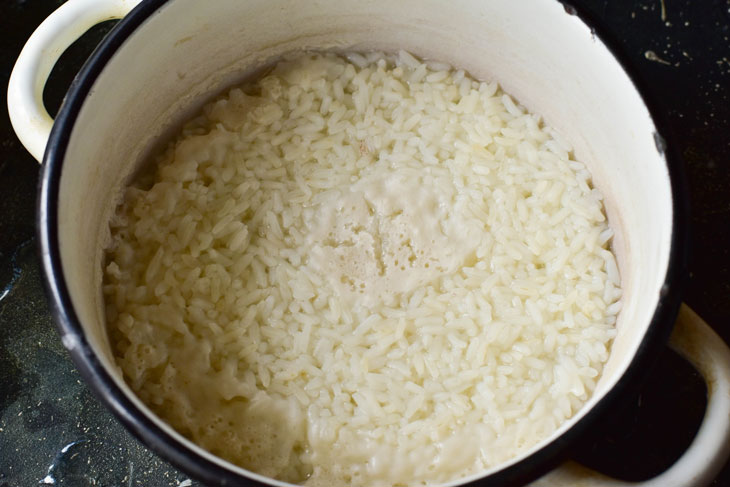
[1, 1, 728, 486]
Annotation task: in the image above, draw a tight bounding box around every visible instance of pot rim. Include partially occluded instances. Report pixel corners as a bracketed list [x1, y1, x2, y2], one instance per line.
[36, 1, 690, 485]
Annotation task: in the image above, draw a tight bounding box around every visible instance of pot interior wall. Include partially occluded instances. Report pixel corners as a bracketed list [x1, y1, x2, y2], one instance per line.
[55, 0, 673, 481]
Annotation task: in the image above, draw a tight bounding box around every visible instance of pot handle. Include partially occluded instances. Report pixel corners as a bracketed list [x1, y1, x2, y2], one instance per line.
[7, 0, 143, 162]
[533, 303, 730, 487]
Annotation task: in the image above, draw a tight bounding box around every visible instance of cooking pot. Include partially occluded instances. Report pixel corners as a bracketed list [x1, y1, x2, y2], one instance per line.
[8, 0, 730, 485]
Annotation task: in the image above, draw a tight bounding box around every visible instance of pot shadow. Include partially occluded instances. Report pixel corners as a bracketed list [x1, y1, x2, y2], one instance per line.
[569, 347, 707, 481]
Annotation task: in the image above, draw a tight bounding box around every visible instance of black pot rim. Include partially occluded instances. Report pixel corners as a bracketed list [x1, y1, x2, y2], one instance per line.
[36, 1, 690, 486]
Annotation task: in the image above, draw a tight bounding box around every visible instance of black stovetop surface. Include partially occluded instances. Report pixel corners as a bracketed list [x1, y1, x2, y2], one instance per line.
[1, 1, 729, 486]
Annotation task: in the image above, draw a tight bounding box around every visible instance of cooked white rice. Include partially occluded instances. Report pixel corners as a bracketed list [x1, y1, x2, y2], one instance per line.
[104, 51, 621, 487]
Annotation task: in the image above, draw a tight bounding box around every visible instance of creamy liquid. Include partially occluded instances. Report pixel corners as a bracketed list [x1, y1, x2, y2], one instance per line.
[305, 169, 482, 308]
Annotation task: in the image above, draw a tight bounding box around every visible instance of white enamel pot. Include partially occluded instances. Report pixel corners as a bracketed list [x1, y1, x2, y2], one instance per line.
[8, 0, 730, 486]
